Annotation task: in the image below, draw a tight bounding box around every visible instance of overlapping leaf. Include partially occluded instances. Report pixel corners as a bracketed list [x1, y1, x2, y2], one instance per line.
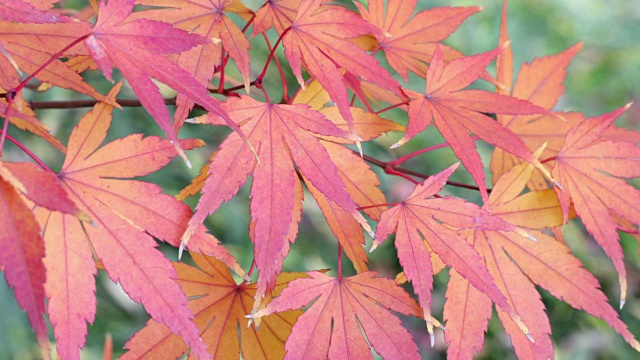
[552, 105, 640, 306]
[445, 157, 640, 358]
[396, 44, 556, 201]
[182, 96, 373, 310]
[374, 163, 532, 343]
[252, 0, 301, 36]
[135, 0, 253, 126]
[0, 0, 64, 23]
[355, 0, 479, 81]
[37, 84, 244, 360]
[292, 84, 402, 273]
[252, 271, 422, 360]
[0, 18, 108, 101]
[85, 0, 250, 164]
[281, 0, 402, 139]
[0, 159, 83, 360]
[123, 252, 303, 359]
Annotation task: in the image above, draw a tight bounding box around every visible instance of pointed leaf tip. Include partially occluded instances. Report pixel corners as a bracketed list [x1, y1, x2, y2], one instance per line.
[178, 241, 185, 260]
[391, 138, 407, 149]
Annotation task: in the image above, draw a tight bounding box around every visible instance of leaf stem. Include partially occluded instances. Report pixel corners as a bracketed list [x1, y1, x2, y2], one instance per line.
[257, 27, 291, 82]
[261, 33, 289, 103]
[357, 203, 399, 211]
[218, 45, 228, 94]
[337, 243, 343, 279]
[374, 100, 409, 115]
[540, 155, 556, 164]
[241, 259, 256, 286]
[1, 33, 89, 156]
[358, 151, 489, 192]
[0, 129, 53, 173]
[389, 136, 481, 167]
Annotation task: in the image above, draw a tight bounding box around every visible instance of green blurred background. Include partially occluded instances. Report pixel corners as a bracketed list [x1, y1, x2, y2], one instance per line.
[1, 0, 639, 358]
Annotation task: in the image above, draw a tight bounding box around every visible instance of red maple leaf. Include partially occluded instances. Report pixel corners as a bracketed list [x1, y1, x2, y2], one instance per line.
[85, 0, 251, 165]
[37, 84, 245, 360]
[375, 163, 534, 344]
[0, 160, 82, 358]
[396, 44, 556, 201]
[281, 0, 402, 140]
[445, 157, 640, 358]
[134, 0, 253, 126]
[182, 95, 373, 310]
[252, 271, 422, 359]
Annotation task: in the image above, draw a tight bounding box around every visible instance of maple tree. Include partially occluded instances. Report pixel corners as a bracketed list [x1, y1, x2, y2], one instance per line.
[1, 0, 639, 359]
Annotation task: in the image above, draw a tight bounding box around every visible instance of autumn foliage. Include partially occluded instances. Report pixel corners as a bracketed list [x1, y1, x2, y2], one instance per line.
[1, 0, 640, 359]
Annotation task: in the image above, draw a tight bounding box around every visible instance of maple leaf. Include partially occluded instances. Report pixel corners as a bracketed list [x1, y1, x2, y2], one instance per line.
[291, 85, 403, 273]
[0, 161, 86, 358]
[122, 252, 303, 359]
[182, 95, 373, 310]
[489, 0, 584, 189]
[355, 0, 479, 81]
[0, 19, 111, 102]
[85, 0, 251, 165]
[134, 0, 253, 126]
[396, 44, 556, 201]
[490, 6, 640, 190]
[445, 157, 640, 358]
[374, 163, 534, 344]
[0, 159, 84, 360]
[0, 0, 65, 23]
[281, 0, 402, 141]
[0, 177, 50, 358]
[252, 271, 422, 360]
[552, 104, 640, 307]
[37, 83, 244, 360]
[253, 0, 301, 36]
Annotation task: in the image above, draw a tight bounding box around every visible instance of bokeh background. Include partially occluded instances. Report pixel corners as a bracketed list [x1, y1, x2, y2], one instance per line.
[1, 0, 639, 359]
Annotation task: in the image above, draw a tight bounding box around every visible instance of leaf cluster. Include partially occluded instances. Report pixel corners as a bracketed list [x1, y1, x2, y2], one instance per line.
[1, 0, 639, 359]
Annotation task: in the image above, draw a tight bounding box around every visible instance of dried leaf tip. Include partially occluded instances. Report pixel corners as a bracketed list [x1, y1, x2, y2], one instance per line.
[390, 137, 407, 149]
[369, 242, 379, 253]
[499, 40, 512, 51]
[621, 298, 626, 310]
[515, 228, 537, 242]
[178, 240, 186, 260]
[170, 140, 192, 169]
[553, 180, 565, 191]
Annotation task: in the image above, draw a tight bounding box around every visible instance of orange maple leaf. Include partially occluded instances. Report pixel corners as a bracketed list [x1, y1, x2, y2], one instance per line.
[355, 0, 479, 81]
[552, 105, 640, 307]
[123, 252, 303, 359]
[445, 155, 640, 358]
[252, 271, 422, 360]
